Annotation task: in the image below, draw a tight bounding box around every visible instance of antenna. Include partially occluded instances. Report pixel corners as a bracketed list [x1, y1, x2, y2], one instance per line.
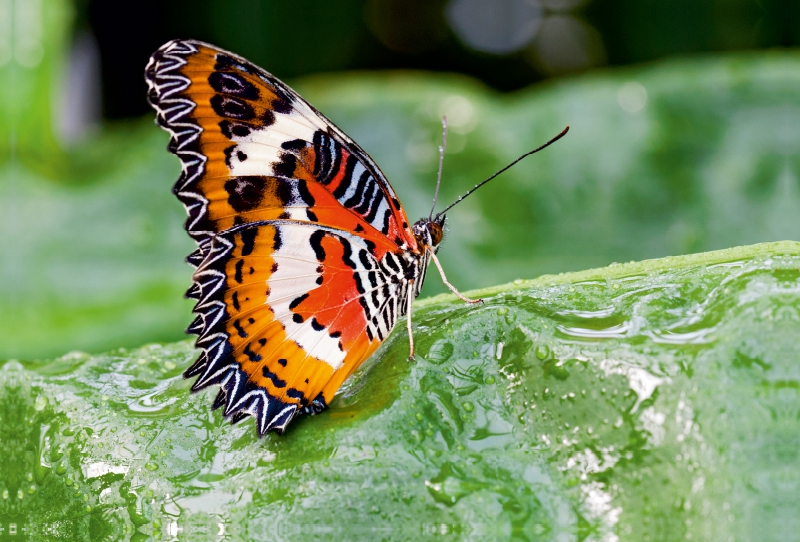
[429, 116, 448, 220]
[435, 125, 569, 218]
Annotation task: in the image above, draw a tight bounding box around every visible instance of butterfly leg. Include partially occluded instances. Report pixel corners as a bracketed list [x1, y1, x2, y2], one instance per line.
[406, 283, 416, 360]
[428, 249, 483, 304]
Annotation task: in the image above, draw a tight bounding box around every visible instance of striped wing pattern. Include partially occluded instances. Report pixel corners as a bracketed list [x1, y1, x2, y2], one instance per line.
[145, 40, 427, 434]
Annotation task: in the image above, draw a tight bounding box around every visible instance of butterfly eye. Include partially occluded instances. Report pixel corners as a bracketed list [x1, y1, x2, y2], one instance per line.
[429, 223, 443, 246]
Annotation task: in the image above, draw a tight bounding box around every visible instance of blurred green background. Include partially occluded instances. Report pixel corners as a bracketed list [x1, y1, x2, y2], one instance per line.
[1, 0, 799, 360]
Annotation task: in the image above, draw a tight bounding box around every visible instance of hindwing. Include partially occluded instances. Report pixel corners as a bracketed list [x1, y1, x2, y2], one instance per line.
[188, 220, 408, 434]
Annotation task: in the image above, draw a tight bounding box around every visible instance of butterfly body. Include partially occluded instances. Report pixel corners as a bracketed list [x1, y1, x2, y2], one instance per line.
[145, 40, 445, 434]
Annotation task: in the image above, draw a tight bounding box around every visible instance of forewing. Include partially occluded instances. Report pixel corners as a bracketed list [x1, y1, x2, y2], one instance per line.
[145, 39, 417, 266]
[185, 220, 409, 435]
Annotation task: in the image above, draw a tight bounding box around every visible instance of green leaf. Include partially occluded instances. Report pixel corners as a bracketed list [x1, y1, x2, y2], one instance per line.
[2, 241, 798, 540]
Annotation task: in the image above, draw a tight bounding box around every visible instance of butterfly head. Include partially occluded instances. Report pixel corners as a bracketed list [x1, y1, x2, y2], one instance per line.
[412, 215, 446, 253]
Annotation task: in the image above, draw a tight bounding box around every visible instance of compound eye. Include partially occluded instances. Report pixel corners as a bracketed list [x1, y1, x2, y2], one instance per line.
[429, 223, 443, 245]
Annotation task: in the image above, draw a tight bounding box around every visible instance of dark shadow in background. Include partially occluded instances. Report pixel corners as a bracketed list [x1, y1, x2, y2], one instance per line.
[80, 0, 798, 121]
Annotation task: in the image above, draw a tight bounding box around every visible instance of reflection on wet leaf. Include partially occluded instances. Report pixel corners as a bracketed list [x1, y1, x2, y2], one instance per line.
[1, 242, 799, 540]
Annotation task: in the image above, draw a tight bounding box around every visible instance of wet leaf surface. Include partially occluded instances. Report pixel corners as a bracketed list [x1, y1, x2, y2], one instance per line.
[2, 242, 798, 541]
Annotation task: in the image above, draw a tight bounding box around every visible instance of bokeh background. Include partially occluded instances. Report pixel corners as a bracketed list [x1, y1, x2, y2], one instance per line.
[2, 0, 799, 359]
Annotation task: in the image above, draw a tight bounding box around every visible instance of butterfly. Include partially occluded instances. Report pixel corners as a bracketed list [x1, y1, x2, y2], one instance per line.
[145, 40, 568, 435]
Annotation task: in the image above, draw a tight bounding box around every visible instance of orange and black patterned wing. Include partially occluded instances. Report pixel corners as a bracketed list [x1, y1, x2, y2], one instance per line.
[184, 220, 413, 434]
[144, 39, 418, 267]
[145, 40, 423, 434]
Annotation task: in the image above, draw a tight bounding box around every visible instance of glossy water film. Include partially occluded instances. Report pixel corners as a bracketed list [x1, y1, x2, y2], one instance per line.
[1, 241, 799, 541]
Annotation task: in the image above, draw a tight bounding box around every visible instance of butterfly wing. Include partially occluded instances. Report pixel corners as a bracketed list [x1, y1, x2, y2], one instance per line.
[187, 220, 411, 434]
[145, 39, 417, 265]
[145, 40, 421, 434]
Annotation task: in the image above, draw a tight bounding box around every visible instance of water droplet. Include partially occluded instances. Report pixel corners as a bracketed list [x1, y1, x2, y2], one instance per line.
[535, 345, 550, 360]
[612, 283, 620, 289]
[164, 361, 177, 370]
[33, 395, 48, 411]
[145, 462, 159, 471]
[496, 307, 508, 315]
[484, 375, 496, 384]
[462, 402, 474, 413]
[415, 412, 424, 421]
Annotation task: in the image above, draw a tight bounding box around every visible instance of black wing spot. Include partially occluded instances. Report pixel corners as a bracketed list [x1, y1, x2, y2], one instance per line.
[233, 319, 248, 338]
[316, 276, 323, 285]
[278, 358, 288, 367]
[231, 292, 241, 311]
[286, 388, 306, 403]
[248, 317, 255, 324]
[310, 318, 325, 331]
[273, 225, 283, 250]
[306, 210, 318, 222]
[224, 176, 267, 212]
[234, 259, 244, 283]
[355, 224, 365, 233]
[210, 95, 255, 121]
[273, 152, 297, 177]
[270, 262, 279, 274]
[219, 120, 251, 138]
[237, 150, 248, 162]
[279, 211, 291, 219]
[262, 367, 286, 388]
[243, 344, 262, 362]
[289, 293, 309, 310]
[208, 71, 259, 100]
[281, 138, 306, 151]
[258, 338, 267, 346]
[329, 331, 341, 339]
[309, 230, 326, 261]
[272, 98, 293, 114]
[292, 313, 304, 323]
[214, 53, 254, 73]
[223, 145, 236, 168]
[296, 180, 315, 206]
[341, 239, 357, 269]
[239, 227, 258, 256]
